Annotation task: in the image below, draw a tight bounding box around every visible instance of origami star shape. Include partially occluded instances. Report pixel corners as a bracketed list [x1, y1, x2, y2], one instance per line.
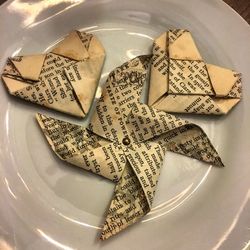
[148, 29, 242, 114]
[1, 30, 105, 117]
[37, 55, 223, 240]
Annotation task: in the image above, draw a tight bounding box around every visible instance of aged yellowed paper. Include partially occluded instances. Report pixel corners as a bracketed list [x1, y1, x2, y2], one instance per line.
[37, 56, 223, 240]
[148, 29, 242, 114]
[2, 30, 105, 117]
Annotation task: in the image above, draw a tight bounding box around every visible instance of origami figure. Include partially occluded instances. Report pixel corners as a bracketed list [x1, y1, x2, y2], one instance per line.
[37, 55, 223, 240]
[1, 30, 105, 117]
[148, 29, 242, 114]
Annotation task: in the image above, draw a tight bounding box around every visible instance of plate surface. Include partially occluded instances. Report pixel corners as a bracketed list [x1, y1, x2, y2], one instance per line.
[0, 0, 250, 249]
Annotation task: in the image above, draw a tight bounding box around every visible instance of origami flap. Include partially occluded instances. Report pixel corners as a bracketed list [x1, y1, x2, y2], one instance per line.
[206, 64, 240, 97]
[148, 29, 242, 115]
[101, 163, 150, 240]
[213, 98, 241, 114]
[2, 59, 21, 76]
[153, 31, 168, 53]
[227, 76, 242, 98]
[153, 95, 222, 114]
[2, 31, 106, 117]
[77, 32, 93, 50]
[168, 29, 186, 44]
[78, 142, 126, 181]
[38, 53, 75, 81]
[157, 123, 224, 166]
[10, 54, 46, 81]
[126, 102, 188, 142]
[153, 92, 241, 115]
[148, 32, 169, 106]
[88, 55, 151, 141]
[16, 73, 85, 117]
[168, 59, 214, 95]
[127, 102, 223, 167]
[36, 113, 125, 181]
[126, 141, 164, 207]
[149, 55, 168, 105]
[65, 56, 104, 114]
[2, 75, 29, 93]
[87, 35, 106, 58]
[52, 31, 89, 61]
[168, 30, 202, 60]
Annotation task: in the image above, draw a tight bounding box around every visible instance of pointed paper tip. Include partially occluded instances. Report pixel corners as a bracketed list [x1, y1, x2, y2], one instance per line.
[35, 113, 49, 128]
[35, 113, 45, 129]
[100, 233, 105, 241]
[99, 230, 110, 241]
[36, 113, 44, 120]
[214, 156, 225, 168]
[95, 86, 102, 99]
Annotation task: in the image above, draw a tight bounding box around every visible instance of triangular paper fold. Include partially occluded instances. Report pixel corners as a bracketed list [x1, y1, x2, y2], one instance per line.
[10, 54, 46, 81]
[213, 98, 241, 114]
[206, 64, 240, 97]
[2, 76, 29, 93]
[168, 30, 202, 60]
[65, 56, 105, 113]
[2, 59, 21, 76]
[14, 73, 84, 117]
[87, 35, 106, 58]
[100, 163, 150, 240]
[52, 31, 89, 61]
[153, 32, 168, 53]
[168, 59, 214, 95]
[148, 34, 169, 105]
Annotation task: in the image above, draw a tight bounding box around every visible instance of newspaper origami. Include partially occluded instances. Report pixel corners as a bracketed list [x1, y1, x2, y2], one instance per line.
[36, 55, 223, 240]
[1, 30, 105, 117]
[148, 29, 242, 114]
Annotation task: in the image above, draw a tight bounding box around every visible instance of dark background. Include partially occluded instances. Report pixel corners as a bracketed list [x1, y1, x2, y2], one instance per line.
[225, 0, 250, 23]
[0, 0, 249, 24]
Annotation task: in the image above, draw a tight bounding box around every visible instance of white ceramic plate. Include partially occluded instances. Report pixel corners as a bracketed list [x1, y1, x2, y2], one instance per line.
[0, 0, 250, 249]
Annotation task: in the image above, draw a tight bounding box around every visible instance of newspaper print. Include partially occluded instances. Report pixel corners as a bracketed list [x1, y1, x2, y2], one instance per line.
[1, 30, 105, 117]
[148, 29, 242, 114]
[37, 56, 223, 240]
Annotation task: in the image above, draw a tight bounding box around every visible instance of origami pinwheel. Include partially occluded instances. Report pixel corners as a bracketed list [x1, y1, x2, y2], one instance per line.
[1, 30, 105, 117]
[37, 55, 223, 240]
[148, 29, 242, 114]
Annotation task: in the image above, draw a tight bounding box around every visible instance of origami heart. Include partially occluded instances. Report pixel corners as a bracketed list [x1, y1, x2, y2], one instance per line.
[1, 30, 105, 117]
[148, 29, 242, 114]
[36, 55, 223, 240]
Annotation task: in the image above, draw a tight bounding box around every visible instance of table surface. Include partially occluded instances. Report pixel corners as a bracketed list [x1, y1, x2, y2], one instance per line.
[0, 0, 249, 24]
[224, 0, 250, 23]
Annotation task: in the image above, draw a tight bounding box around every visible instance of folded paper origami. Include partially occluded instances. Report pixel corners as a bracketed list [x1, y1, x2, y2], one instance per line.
[36, 55, 223, 240]
[1, 30, 105, 117]
[148, 29, 242, 114]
